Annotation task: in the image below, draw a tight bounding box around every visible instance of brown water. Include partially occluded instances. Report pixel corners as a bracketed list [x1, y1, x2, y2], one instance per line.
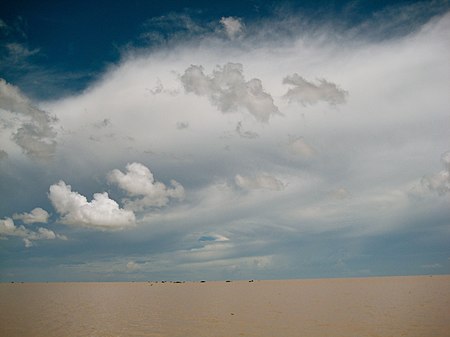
[1, 275, 449, 337]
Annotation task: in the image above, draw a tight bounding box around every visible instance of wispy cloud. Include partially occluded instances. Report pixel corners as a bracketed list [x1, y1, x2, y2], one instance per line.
[235, 173, 285, 191]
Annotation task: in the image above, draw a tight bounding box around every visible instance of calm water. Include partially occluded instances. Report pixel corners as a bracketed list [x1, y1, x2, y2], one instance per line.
[1, 275, 449, 337]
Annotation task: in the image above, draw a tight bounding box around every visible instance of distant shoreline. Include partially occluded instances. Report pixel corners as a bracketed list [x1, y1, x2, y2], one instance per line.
[2, 273, 448, 284]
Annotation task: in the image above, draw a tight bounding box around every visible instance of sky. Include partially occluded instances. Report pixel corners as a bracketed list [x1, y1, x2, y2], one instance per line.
[0, 0, 449, 282]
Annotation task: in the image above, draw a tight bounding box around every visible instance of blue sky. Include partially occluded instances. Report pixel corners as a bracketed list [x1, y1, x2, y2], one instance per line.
[1, 0, 449, 282]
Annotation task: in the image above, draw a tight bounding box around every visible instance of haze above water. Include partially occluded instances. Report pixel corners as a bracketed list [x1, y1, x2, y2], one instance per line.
[1, 275, 449, 337]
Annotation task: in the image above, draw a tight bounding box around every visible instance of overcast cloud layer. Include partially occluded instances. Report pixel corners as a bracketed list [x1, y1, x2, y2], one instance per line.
[1, 2, 449, 281]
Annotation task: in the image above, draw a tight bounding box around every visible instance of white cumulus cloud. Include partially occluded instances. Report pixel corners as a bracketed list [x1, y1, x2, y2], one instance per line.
[0, 217, 66, 247]
[13, 207, 49, 224]
[180, 63, 279, 122]
[49, 181, 136, 230]
[108, 162, 185, 211]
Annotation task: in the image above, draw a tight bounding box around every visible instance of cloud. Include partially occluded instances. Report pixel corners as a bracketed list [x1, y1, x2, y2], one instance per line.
[0, 19, 7, 30]
[0, 78, 57, 159]
[176, 121, 189, 130]
[139, 12, 206, 45]
[220, 17, 244, 39]
[126, 261, 141, 271]
[283, 73, 348, 106]
[48, 181, 136, 230]
[328, 188, 352, 200]
[180, 63, 279, 122]
[108, 163, 185, 211]
[93, 118, 111, 129]
[287, 136, 316, 157]
[1, 4, 449, 280]
[0, 19, 37, 67]
[0, 149, 7, 160]
[421, 263, 442, 269]
[235, 121, 259, 139]
[146, 78, 179, 96]
[12, 207, 49, 224]
[199, 234, 230, 242]
[0, 217, 66, 247]
[235, 173, 285, 191]
[421, 151, 450, 195]
[5, 43, 39, 62]
[443, 151, 450, 171]
[0, 17, 27, 41]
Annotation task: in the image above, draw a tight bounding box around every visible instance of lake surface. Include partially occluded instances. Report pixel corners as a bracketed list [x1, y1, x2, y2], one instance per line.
[1, 275, 449, 337]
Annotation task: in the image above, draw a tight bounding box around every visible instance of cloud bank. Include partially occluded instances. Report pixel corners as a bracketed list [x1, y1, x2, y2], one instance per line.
[1, 4, 449, 280]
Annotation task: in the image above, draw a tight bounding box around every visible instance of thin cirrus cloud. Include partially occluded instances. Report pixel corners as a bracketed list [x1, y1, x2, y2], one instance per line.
[5, 42, 39, 61]
[235, 173, 285, 191]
